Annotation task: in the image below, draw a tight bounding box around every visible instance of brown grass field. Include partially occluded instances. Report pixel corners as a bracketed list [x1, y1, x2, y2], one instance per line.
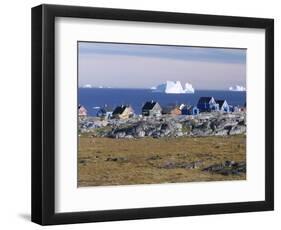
[78, 135, 246, 187]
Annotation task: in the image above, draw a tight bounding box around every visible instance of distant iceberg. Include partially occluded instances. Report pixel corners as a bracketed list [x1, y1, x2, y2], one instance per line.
[184, 82, 195, 93]
[152, 81, 195, 94]
[229, 85, 246, 92]
[82, 84, 92, 88]
[81, 84, 112, 89]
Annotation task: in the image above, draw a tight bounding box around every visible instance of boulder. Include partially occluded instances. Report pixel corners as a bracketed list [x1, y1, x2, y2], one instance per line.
[114, 131, 126, 139]
[136, 130, 145, 138]
[229, 125, 246, 135]
[124, 135, 134, 139]
[203, 161, 246, 175]
[214, 129, 228, 136]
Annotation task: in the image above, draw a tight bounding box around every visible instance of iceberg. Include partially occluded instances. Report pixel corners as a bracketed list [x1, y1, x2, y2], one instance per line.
[152, 81, 195, 94]
[184, 82, 195, 93]
[229, 85, 246, 91]
[82, 84, 92, 88]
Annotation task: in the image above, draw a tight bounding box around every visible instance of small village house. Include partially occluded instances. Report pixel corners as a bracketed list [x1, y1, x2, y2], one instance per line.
[242, 102, 246, 111]
[237, 103, 246, 112]
[229, 105, 235, 112]
[78, 104, 87, 117]
[142, 101, 162, 117]
[97, 106, 113, 119]
[181, 104, 199, 115]
[197, 97, 219, 112]
[216, 99, 230, 113]
[230, 105, 242, 112]
[112, 105, 134, 119]
[162, 105, 182, 115]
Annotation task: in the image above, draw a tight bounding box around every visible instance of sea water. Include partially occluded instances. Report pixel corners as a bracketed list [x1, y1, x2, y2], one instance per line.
[79, 88, 246, 116]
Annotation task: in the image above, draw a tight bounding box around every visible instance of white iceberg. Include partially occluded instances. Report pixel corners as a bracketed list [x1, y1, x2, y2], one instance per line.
[82, 84, 92, 88]
[152, 81, 195, 94]
[184, 82, 195, 93]
[229, 85, 246, 91]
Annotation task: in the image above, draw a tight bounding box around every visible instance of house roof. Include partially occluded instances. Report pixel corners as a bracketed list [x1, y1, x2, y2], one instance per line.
[100, 106, 113, 112]
[112, 105, 127, 115]
[78, 104, 87, 111]
[112, 105, 132, 115]
[181, 105, 196, 110]
[198, 97, 213, 104]
[142, 101, 157, 110]
[216, 99, 226, 108]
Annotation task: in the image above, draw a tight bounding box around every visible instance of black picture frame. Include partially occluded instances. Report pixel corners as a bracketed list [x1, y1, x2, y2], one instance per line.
[31, 4, 274, 225]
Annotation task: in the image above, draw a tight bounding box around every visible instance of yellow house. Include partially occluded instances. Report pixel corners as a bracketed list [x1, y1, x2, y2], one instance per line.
[112, 105, 134, 119]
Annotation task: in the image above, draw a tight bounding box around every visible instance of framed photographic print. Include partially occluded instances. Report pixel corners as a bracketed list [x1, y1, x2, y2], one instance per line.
[31, 4, 274, 225]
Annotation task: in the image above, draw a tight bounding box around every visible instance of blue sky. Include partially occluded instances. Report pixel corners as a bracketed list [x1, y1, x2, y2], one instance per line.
[78, 42, 246, 90]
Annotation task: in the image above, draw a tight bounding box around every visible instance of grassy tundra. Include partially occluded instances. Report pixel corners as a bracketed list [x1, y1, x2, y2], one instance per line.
[78, 134, 246, 187]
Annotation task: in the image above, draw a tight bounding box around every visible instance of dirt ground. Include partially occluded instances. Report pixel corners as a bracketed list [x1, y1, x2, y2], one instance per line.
[78, 135, 246, 187]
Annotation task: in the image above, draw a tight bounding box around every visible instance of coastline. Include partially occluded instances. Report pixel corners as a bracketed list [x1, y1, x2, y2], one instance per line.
[78, 88, 246, 116]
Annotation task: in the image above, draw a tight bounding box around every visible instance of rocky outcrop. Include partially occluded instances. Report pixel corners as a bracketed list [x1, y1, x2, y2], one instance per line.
[79, 111, 246, 138]
[158, 160, 203, 169]
[202, 161, 246, 175]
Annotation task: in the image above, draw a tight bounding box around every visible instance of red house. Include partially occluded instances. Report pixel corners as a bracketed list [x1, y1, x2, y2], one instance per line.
[78, 104, 87, 117]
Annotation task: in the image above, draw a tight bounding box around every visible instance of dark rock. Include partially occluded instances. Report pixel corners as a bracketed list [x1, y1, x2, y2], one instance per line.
[159, 160, 203, 169]
[229, 126, 246, 135]
[147, 155, 161, 160]
[203, 161, 246, 175]
[106, 157, 128, 162]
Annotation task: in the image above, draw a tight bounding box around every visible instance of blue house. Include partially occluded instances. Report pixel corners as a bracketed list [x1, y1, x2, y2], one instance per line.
[197, 97, 219, 112]
[97, 106, 113, 119]
[181, 105, 199, 115]
[216, 99, 230, 113]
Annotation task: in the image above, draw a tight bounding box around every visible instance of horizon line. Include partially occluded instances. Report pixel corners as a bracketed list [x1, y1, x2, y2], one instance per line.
[78, 86, 246, 91]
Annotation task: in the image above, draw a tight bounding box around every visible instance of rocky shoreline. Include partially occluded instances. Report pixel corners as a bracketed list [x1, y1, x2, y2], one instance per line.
[79, 111, 246, 138]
